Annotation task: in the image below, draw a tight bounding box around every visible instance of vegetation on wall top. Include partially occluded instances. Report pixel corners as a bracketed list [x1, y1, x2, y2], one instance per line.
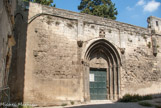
[24, 0, 55, 7]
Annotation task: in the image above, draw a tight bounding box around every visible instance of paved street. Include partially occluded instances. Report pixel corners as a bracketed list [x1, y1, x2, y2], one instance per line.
[37, 99, 161, 108]
[66, 102, 155, 108]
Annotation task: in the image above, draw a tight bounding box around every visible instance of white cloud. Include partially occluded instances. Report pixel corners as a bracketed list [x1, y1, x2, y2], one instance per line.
[137, 0, 145, 6]
[144, 0, 161, 12]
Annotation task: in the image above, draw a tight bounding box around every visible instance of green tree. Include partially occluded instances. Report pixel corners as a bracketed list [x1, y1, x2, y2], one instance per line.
[24, 0, 55, 7]
[78, 0, 118, 20]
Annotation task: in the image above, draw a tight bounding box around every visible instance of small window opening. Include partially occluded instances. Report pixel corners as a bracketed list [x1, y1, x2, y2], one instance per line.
[156, 21, 159, 26]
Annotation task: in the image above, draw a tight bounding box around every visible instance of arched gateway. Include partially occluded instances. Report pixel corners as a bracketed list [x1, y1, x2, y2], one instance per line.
[83, 39, 121, 101]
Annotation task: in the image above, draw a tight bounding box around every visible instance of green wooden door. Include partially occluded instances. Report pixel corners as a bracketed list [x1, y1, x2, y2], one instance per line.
[90, 68, 107, 100]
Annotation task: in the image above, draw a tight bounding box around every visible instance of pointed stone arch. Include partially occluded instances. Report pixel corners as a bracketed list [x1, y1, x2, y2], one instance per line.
[82, 39, 121, 101]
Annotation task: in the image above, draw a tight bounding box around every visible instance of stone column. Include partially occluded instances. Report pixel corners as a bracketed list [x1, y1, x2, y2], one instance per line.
[83, 61, 90, 102]
[109, 65, 113, 100]
[113, 64, 117, 100]
[117, 66, 120, 99]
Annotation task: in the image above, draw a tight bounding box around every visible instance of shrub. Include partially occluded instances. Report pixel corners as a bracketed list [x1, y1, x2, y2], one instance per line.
[142, 95, 152, 100]
[70, 101, 74, 105]
[147, 42, 151, 48]
[61, 103, 67, 106]
[108, 29, 112, 33]
[155, 105, 161, 108]
[141, 34, 147, 40]
[139, 102, 152, 107]
[119, 94, 152, 102]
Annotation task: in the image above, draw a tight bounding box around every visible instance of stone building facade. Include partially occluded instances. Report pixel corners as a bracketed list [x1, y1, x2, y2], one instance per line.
[9, 2, 161, 106]
[0, 0, 16, 103]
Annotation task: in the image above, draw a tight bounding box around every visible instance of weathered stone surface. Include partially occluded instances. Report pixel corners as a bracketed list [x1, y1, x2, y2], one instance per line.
[0, 0, 16, 88]
[0, 0, 16, 103]
[148, 16, 161, 35]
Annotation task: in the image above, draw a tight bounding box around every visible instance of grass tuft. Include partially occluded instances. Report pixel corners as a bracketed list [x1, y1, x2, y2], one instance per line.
[18, 105, 32, 108]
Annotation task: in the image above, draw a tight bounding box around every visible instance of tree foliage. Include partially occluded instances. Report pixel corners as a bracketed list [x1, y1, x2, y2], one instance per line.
[24, 0, 55, 7]
[78, 0, 118, 20]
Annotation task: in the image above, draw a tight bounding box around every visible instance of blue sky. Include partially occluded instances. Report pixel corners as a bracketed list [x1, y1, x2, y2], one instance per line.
[54, 0, 161, 28]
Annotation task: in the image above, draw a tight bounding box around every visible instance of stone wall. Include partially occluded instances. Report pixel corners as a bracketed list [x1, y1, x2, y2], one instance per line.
[121, 35, 161, 95]
[148, 16, 161, 34]
[23, 15, 82, 105]
[10, 2, 161, 106]
[0, 0, 16, 103]
[8, 1, 30, 102]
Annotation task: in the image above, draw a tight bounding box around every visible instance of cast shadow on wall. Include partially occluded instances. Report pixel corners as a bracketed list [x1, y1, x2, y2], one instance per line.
[9, 2, 30, 103]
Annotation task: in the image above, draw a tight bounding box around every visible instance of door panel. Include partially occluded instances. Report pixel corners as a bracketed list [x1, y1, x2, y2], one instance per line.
[90, 68, 107, 100]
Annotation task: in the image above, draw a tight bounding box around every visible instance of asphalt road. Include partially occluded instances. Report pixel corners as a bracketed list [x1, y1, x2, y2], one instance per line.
[66, 102, 155, 108]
